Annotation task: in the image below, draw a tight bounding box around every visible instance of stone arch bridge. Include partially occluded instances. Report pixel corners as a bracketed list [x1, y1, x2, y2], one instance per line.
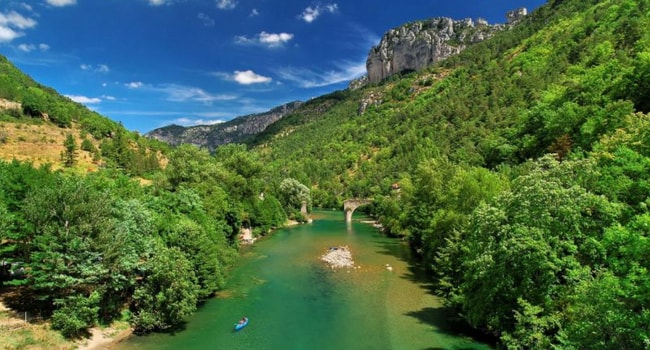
[343, 198, 373, 223]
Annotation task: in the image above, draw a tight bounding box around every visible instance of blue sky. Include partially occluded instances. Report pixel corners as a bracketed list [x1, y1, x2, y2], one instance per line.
[0, 0, 546, 133]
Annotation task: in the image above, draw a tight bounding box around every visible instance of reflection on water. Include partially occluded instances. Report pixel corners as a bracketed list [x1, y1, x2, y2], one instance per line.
[117, 210, 493, 350]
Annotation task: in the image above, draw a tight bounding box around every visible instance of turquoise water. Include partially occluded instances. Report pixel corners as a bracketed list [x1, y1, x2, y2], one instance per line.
[117, 210, 493, 350]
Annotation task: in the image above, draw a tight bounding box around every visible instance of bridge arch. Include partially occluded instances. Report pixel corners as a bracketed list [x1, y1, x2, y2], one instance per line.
[343, 198, 373, 223]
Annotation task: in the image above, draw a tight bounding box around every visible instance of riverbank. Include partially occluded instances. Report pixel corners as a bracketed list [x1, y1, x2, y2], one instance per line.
[239, 219, 304, 245]
[75, 326, 131, 350]
[1, 298, 114, 350]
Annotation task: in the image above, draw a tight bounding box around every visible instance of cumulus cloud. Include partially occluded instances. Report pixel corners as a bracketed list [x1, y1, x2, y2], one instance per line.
[235, 31, 293, 48]
[126, 81, 144, 88]
[66, 95, 101, 104]
[0, 11, 37, 42]
[276, 60, 365, 88]
[216, 0, 237, 10]
[299, 3, 338, 23]
[233, 70, 272, 85]
[0, 11, 37, 29]
[46, 0, 77, 6]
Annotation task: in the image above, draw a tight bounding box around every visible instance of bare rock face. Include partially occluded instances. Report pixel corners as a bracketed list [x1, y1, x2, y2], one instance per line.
[506, 8, 528, 24]
[366, 9, 527, 84]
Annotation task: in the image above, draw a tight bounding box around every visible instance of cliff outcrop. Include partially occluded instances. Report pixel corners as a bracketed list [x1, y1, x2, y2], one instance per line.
[365, 8, 527, 83]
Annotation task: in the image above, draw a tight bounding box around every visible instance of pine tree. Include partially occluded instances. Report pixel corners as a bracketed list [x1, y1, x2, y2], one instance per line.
[61, 134, 77, 167]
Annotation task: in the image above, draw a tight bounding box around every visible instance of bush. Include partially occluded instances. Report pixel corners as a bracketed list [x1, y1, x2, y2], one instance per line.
[51, 292, 101, 338]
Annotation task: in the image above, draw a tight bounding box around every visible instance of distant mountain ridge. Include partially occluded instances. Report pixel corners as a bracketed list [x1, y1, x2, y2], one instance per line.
[145, 101, 303, 151]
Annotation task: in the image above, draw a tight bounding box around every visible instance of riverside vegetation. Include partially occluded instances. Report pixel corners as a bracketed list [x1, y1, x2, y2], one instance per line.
[1, 0, 650, 348]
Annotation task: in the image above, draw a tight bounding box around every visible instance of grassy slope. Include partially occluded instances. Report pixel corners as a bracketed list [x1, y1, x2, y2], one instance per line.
[0, 120, 100, 172]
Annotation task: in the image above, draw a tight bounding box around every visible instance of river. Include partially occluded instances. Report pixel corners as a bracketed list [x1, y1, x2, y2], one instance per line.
[117, 210, 493, 350]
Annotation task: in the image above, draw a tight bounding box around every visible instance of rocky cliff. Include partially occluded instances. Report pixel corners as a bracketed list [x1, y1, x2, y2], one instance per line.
[366, 8, 527, 83]
[146, 101, 303, 152]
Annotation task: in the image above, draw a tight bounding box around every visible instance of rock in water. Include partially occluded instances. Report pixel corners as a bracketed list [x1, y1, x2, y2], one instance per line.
[321, 246, 354, 268]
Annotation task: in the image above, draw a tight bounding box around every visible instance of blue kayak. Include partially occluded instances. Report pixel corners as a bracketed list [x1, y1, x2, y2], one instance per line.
[234, 317, 249, 331]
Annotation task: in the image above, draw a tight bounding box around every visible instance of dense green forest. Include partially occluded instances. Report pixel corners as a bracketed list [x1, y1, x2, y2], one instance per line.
[2, 0, 650, 348]
[0, 140, 312, 336]
[250, 0, 650, 348]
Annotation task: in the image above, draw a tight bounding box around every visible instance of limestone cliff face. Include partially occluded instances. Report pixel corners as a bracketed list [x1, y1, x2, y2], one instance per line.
[366, 9, 527, 83]
[146, 101, 303, 152]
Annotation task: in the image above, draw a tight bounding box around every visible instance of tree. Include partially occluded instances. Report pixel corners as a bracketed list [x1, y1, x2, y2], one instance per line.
[279, 178, 311, 220]
[21, 176, 114, 306]
[61, 133, 78, 167]
[130, 246, 198, 333]
[453, 156, 621, 348]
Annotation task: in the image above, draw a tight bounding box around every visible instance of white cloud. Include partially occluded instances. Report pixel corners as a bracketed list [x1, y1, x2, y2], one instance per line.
[0, 27, 20, 42]
[216, 0, 237, 10]
[46, 0, 77, 7]
[259, 32, 293, 47]
[233, 70, 272, 85]
[0, 11, 37, 43]
[299, 3, 338, 23]
[235, 31, 293, 48]
[197, 13, 215, 27]
[66, 95, 101, 104]
[157, 84, 238, 103]
[0, 11, 37, 29]
[148, 0, 169, 5]
[126, 81, 144, 88]
[81, 64, 110, 73]
[17, 43, 33, 52]
[16, 43, 48, 52]
[250, 8, 259, 17]
[276, 60, 365, 88]
[101, 95, 116, 100]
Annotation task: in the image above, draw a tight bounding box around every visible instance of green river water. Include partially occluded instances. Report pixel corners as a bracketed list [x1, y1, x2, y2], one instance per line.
[117, 210, 493, 350]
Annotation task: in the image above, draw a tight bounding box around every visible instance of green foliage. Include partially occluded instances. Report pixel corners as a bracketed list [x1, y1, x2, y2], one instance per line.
[130, 246, 198, 333]
[61, 133, 78, 167]
[279, 178, 311, 220]
[450, 156, 622, 347]
[51, 291, 101, 338]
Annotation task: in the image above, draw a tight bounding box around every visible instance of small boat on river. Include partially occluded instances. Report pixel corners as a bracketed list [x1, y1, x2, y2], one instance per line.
[234, 317, 249, 331]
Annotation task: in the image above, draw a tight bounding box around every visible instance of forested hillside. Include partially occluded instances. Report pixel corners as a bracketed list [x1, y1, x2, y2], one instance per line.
[252, 0, 650, 348]
[0, 55, 307, 345]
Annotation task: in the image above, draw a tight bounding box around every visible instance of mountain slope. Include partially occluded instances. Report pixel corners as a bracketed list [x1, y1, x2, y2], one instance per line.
[251, 0, 650, 348]
[145, 101, 302, 152]
[0, 55, 167, 175]
[251, 0, 646, 202]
